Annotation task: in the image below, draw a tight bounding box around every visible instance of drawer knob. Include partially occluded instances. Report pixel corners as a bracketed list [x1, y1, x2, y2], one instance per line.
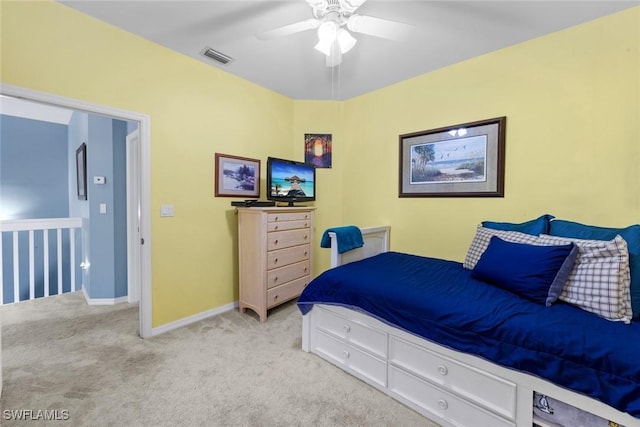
[304, 251, 308, 256]
[437, 365, 448, 376]
[274, 216, 279, 221]
[304, 267, 308, 272]
[274, 239, 279, 245]
[273, 277, 278, 282]
[274, 258, 278, 264]
[342, 350, 350, 359]
[304, 222, 308, 227]
[304, 235, 308, 240]
[437, 399, 448, 410]
[343, 324, 351, 333]
[273, 294, 278, 300]
[274, 225, 279, 230]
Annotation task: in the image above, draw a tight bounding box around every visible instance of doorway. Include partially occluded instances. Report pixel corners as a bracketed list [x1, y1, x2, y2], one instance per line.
[0, 83, 152, 339]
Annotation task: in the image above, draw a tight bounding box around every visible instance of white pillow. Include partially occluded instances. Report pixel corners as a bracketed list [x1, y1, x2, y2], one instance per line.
[538, 234, 632, 323]
[464, 226, 543, 270]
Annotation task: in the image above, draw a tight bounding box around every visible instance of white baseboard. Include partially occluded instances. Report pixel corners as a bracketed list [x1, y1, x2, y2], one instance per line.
[151, 301, 238, 337]
[82, 286, 129, 306]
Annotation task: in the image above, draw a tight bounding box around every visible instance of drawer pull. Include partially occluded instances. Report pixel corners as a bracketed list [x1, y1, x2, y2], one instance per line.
[273, 294, 278, 300]
[343, 350, 350, 359]
[273, 239, 278, 245]
[273, 277, 278, 282]
[273, 258, 278, 264]
[274, 216, 279, 221]
[304, 251, 308, 256]
[437, 365, 448, 376]
[343, 324, 351, 333]
[304, 222, 308, 227]
[304, 267, 308, 272]
[304, 235, 308, 240]
[437, 399, 448, 410]
[274, 225, 279, 230]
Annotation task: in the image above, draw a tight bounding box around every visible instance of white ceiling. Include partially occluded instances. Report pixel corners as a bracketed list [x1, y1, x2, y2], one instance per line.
[45, 1, 640, 100]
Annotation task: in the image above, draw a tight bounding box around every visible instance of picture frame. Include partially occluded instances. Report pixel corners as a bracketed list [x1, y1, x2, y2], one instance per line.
[304, 133, 332, 168]
[215, 153, 261, 198]
[76, 142, 87, 200]
[399, 117, 506, 197]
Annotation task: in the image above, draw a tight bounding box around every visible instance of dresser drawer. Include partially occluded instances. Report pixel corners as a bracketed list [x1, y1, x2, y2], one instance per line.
[315, 331, 387, 388]
[316, 306, 387, 359]
[266, 276, 308, 308]
[266, 260, 310, 289]
[267, 245, 310, 270]
[389, 337, 516, 420]
[389, 366, 515, 427]
[267, 220, 310, 232]
[267, 229, 310, 250]
[268, 212, 312, 222]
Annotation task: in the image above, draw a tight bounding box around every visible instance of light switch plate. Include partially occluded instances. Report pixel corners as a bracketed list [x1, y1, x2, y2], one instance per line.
[160, 205, 174, 217]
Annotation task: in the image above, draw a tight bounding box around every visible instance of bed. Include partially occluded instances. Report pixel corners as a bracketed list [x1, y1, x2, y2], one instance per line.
[299, 223, 640, 427]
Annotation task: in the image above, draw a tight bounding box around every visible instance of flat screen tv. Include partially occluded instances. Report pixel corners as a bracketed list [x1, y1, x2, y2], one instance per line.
[266, 157, 316, 206]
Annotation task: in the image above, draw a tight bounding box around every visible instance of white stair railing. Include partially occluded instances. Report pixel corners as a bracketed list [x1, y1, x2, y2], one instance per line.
[0, 218, 84, 305]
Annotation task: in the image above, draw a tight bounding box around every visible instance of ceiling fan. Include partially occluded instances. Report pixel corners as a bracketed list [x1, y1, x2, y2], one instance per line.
[256, 0, 413, 67]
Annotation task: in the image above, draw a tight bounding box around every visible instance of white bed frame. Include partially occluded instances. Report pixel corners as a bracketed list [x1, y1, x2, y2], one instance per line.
[301, 226, 638, 427]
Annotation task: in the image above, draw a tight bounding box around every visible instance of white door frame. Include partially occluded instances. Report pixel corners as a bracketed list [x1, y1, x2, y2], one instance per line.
[0, 83, 153, 339]
[126, 129, 141, 304]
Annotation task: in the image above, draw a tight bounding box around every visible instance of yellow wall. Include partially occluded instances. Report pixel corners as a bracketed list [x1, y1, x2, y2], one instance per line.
[1, 1, 294, 326]
[339, 6, 640, 261]
[2, 1, 638, 327]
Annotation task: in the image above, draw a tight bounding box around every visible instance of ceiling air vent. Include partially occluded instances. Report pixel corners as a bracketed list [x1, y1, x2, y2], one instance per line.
[201, 47, 233, 65]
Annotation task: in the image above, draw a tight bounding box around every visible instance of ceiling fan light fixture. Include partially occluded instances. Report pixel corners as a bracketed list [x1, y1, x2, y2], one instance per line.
[314, 39, 333, 56]
[317, 21, 338, 44]
[336, 28, 356, 54]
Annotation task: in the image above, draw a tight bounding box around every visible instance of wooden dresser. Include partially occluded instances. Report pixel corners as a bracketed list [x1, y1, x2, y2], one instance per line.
[237, 206, 315, 322]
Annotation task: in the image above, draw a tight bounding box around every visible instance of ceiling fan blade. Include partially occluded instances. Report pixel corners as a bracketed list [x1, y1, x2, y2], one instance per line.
[255, 19, 320, 40]
[347, 14, 413, 41]
[341, 0, 368, 13]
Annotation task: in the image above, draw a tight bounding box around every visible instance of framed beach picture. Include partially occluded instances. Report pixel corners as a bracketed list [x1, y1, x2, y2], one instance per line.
[399, 117, 506, 197]
[214, 153, 260, 198]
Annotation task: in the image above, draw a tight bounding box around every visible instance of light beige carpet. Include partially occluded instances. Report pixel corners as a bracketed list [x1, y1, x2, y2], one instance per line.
[0, 292, 439, 427]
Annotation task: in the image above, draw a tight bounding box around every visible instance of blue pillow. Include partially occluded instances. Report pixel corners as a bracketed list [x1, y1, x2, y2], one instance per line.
[482, 214, 554, 236]
[471, 236, 577, 305]
[549, 219, 640, 319]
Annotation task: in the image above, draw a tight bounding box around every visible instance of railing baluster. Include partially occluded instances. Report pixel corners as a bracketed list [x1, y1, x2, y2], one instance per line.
[1, 218, 83, 305]
[13, 231, 19, 303]
[29, 230, 35, 300]
[44, 230, 50, 298]
[57, 228, 62, 296]
[70, 228, 76, 292]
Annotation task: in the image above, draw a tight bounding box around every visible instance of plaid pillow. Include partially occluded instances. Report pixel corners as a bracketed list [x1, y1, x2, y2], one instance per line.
[464, 226, 543, 270]
[538, 234, 632, 323]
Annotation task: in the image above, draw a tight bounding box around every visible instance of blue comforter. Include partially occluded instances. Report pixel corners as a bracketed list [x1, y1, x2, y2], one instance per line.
[297, 252, 640, 418]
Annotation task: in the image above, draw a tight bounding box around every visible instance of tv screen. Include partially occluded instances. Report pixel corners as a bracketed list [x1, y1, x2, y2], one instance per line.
[267, 157, 316, 206]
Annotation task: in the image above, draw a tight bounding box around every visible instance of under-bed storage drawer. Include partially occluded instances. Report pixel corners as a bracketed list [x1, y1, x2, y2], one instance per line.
[315, 306, 387, 358]
[389, 366, 515, 427]
[389, 336, 516, 421]
[315, 330, 387, 388]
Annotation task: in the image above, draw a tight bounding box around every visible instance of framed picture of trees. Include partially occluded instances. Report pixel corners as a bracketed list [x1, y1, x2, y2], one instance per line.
[214, 153, 260, 198]
[399, 117, 506, 197]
